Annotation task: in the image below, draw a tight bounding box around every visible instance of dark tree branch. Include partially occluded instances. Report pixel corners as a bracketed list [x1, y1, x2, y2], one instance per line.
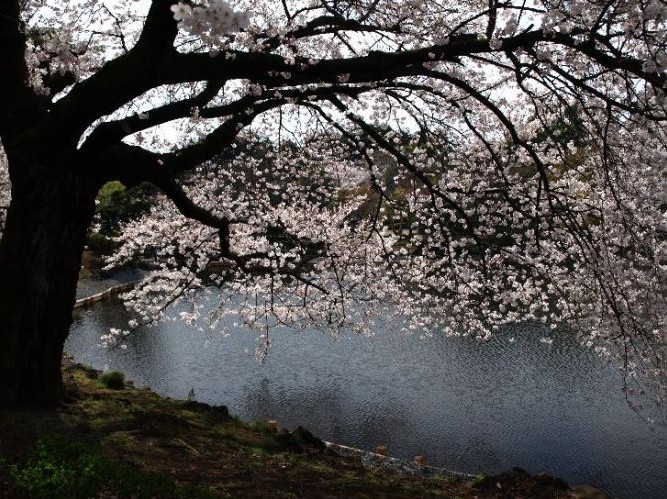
[84, 80, 376, 157]
[41, 10, 664, 163]
[158, 99, 286, 175]
[486, 0, 498, 40]
[151, 84, 376, 176]
[159, 28, 665, 92]
[98, 140, 232, 233]
[133, 0, 179, 55]
[101, 3, 130, 53]
[45, 0, 179, 149]
[82, 81, 224, 155]
[155, 175, 227, 228]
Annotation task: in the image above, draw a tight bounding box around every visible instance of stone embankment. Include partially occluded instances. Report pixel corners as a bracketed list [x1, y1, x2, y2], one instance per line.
[73, 280, 140, 309]
[325, 441, 474, 479]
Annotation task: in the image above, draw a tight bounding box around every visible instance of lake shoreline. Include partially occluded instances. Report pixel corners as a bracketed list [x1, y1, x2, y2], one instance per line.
[70, 259, 650, 498]
[1, 360, 608, 498]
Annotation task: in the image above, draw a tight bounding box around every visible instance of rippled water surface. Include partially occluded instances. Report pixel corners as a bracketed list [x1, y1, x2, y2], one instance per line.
[67, 292, 667, 499]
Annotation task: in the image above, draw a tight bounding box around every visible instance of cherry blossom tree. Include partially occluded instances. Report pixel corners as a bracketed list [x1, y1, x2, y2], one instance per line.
[0, 0, 665, 407]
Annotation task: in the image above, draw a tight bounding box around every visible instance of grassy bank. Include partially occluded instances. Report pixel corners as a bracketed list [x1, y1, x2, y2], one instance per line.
[0, 360, 603, 498]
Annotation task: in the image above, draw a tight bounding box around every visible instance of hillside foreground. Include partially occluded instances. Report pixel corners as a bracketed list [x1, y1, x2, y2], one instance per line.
[0, 359, 606, 498]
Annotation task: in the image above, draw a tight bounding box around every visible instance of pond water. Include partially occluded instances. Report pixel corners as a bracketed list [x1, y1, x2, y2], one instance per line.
[66, 290, 667, 499]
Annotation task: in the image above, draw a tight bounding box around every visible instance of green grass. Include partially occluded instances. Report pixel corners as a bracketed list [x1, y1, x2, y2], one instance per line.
[468, 473, 489, 487]
[10, 436, 216, 499]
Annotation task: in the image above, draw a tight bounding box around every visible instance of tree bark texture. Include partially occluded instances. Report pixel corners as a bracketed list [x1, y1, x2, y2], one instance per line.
[0, 152, 98, 407]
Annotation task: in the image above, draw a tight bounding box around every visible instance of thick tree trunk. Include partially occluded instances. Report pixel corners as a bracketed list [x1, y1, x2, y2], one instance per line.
[0, 164, 98, 408]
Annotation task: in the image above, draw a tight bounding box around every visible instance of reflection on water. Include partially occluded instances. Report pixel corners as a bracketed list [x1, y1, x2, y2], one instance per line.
[67, 292, 667, 499]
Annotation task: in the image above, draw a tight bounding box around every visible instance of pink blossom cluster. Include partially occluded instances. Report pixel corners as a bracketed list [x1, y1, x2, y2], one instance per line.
[171, 1, 250, 38]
